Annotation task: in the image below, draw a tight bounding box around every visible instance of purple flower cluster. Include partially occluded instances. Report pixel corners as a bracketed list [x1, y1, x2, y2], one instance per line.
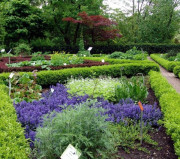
[15, 83, 89, 147]
[98, 98, 162, 126]
[14, 84, 162, 148]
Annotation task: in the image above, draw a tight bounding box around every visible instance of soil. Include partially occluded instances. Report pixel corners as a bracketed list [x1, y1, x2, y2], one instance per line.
[116, 87, 178, 159]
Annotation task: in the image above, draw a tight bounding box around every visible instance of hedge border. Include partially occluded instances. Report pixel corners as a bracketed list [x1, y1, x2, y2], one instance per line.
[150, 54, 180, 72]
[0, 63, 159, 87]
[0, 84, 30, 158]
[173, 66, 180, 78]
[84, 57, 154, 65]
[149, 71, 180, 158]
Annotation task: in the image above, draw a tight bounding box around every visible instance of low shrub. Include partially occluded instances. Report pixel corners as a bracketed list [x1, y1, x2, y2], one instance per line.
[31, 52, 45, 61]
[84, 57, 153, 65]
[0, 63, 159, 87]
[77, 50, 91, 57]
[51, 52, 84, 66]
[34, 101, 116, 159]
[173, 66, 180, 77]
[150, 54, 180, 71]
[0, 84, 30, 158]
[14, 43, 31, 56]
[108, 47, 148, 60]
[115, 76, 148, 103]
[149, 71, 180, 157]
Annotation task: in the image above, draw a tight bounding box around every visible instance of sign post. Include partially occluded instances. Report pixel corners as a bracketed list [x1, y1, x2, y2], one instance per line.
[9, 73, 14, 96]
[61, 144, 81, 159]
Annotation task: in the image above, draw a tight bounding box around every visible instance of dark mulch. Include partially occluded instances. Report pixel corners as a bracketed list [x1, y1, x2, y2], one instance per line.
[116, 87, 178, 159]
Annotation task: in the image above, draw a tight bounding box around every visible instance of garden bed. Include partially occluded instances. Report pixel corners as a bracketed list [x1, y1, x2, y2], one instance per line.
[0, 55, 109, 72]
[117, 87, 177, 159]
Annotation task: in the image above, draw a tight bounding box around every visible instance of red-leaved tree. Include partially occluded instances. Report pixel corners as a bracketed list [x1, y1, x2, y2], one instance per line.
[63, 11, 122, 44]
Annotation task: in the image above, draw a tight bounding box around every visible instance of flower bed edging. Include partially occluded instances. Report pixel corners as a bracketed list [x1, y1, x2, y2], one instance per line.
[149, 70, 180, 157]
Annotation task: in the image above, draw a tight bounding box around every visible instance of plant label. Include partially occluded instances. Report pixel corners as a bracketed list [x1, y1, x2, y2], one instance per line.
[51, 88, 54, 93]
[9, 73, 14, 79]
[88, 47, 93, 51]
[61, 144, 81, 159]
[1, 49, 5, 53]
[102, 59, 105, 63]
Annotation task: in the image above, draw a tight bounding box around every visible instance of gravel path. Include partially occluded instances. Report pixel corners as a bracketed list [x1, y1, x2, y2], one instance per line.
[148, 57, 180, 93]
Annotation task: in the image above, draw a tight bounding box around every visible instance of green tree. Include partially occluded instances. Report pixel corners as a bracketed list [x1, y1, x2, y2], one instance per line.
[39, 0, 104, 45]
[108, 0, 180, 44]
[3, 0, 47, 47]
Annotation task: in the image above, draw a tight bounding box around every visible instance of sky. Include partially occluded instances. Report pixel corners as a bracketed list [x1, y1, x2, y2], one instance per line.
[103, 0, 132, 13]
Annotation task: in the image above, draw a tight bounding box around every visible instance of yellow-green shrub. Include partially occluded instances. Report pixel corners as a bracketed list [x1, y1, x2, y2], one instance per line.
[0, 84, 30, 158]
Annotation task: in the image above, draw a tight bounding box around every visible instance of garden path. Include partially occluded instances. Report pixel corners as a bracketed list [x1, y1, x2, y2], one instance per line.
[148, 56, 180, 93]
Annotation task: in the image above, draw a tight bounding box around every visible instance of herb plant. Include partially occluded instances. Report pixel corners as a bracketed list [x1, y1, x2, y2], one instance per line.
[34, 101, 116, 159]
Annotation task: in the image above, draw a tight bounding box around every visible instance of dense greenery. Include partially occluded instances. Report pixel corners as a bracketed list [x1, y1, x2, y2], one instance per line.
[0, 0, 180, 51]
[0, 84, 30, 158]
[150, 54, 180, 72]
[149, 71, 180, 157]
[108, 47, 148, 60]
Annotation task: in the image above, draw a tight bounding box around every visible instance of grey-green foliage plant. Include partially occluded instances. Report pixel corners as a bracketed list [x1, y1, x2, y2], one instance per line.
[115, 76, 148, 103]
[14, 43, 31, 56]
[34, 100, 116, 159]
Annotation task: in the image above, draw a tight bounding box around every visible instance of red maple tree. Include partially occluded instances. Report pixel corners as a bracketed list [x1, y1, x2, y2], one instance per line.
[63, 11, 122, 44]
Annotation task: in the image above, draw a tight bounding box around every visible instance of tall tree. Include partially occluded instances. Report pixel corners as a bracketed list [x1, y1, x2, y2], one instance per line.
[63, 11, 122, 44]
[108, 0, 180, 44]
[39, 0, 104, 45]
[3, 0, 47, 47]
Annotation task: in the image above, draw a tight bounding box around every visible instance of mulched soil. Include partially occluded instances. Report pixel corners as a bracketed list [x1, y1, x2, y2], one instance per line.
[116, 87, 178, 159]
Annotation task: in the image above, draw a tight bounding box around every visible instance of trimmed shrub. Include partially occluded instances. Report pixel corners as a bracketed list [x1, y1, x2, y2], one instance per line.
[149, 71, 180, 157]
[14, 43, 31, 56]
[173, 66, 180, 77]
[150, 54, 180, 71]
[0, 84, 30, 158]
[0, 63, 159, 87]
[84, 57, 153, 65]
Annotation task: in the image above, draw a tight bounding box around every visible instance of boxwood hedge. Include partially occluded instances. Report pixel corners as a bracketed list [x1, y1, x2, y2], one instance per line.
[173, 66, 180, 77]
[149, 71, 180, 157]
[0, 84, 30, 158]
[150, 54, 180, 72]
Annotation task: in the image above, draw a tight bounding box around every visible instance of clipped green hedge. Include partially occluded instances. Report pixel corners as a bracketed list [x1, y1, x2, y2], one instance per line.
[173, 66, 180, 77]
[150, 54, 180, 71]
[0, 84, 30, 158]
[149, 71, 180, 158]
[0, 63, 159, 86]
[84, 57, 154, 65]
